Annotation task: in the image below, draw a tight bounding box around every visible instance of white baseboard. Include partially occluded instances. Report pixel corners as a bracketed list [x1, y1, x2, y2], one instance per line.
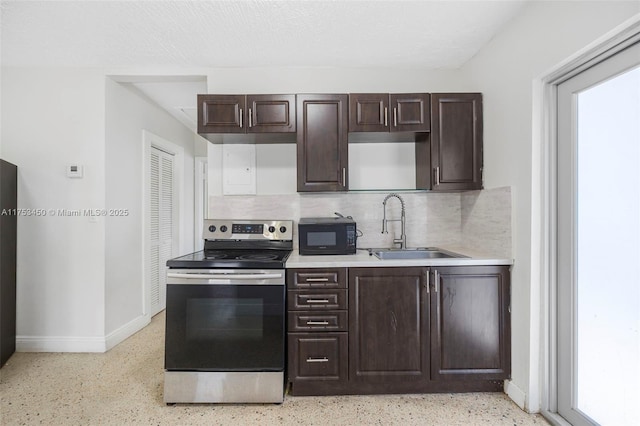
[505, 379, 527, 410]
[16, 314, 151, 353]
[105, 314, 150, 351]
[16, 336, 107, 353]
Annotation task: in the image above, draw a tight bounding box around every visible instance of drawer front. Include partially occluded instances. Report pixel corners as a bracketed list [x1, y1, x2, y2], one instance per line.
[288, 333, 348, 380]
[287, 268, 347, 289]
[288, 289, 347, 310]
[288, 311, 348, 332]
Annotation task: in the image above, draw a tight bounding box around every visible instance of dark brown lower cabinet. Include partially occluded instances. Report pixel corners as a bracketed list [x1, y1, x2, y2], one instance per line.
[349, 267, 429, 384]
[430, 266, 511, 381]
[287, 265, 510, 395]
[287, 333, 348, 394]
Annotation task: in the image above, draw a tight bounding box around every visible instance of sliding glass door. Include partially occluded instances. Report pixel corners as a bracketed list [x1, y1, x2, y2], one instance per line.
[556, 42, 640, 425]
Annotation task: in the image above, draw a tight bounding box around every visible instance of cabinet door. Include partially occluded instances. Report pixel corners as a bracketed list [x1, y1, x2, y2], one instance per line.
[246, 94, 296, 133]
[197, 94, 246, 133]
[390, 93, 430, 132]
[296, 94, 348, 192]
[348, 93, 389, 132]
[429, 93, 483, 191]
[430, 266, 510, 381]
[288, 333, 348, 384]
[349, 267, 430, 383]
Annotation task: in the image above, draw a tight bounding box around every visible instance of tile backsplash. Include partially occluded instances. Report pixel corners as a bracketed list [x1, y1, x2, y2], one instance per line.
[209, 187, 511, 258]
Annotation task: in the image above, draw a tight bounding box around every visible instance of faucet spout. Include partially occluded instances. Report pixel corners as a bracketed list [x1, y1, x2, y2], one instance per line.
[381, 193, 407, 249]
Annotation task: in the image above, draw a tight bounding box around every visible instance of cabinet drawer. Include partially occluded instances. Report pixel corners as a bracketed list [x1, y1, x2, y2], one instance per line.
[288, 311, 348, 332]
[288, 289, 347, 310]
[287, 268, 347, 289]
[288, 333, 348, 380]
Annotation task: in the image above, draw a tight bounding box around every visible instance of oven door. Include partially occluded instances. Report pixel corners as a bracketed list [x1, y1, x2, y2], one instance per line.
[164, 269, 285, 372]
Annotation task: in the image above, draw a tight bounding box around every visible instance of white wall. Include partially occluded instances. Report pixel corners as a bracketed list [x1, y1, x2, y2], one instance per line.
[0, 68, 197, 351]
[459, 0, 640, 412]
[104, 79, 195, 338]
[1, 68, 107, 350]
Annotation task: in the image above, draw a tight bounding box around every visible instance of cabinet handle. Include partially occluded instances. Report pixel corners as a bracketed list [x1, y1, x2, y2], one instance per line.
[434, 270, 439, 293]
[306, 299, 330, 304]
[434, 167, 440, 186]
[248, 107, 253, 128]
[426, 270, 430, 294]
[384, 107, 388, 127]
[239, 108, 243, 128]
[306, 277, 330, 282]
[342, 168, 346, 187]
[306, 321, 330, 325]
[306, 357, 329, 363]
[393, 107, 398, 127]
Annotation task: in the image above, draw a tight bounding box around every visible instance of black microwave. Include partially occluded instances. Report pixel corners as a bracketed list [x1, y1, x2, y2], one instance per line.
[298, 217, 357, 255]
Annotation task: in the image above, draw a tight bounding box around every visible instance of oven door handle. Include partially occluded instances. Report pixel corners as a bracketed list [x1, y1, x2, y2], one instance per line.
[167, 272, 284, 280]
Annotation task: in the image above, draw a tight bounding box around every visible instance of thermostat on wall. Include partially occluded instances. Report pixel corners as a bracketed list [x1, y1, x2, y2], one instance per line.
[67, 164, 84, 178]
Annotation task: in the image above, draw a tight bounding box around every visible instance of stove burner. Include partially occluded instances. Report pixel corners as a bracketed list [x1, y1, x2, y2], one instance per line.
[238, 253, 279, 261]
[204, 253, 228, 259]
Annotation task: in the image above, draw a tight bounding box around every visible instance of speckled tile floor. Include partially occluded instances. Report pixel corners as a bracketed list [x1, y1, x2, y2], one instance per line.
[0, 312, 548, 426]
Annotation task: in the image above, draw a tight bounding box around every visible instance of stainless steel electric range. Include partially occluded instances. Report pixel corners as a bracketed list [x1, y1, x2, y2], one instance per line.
[164, 219, 293, 404]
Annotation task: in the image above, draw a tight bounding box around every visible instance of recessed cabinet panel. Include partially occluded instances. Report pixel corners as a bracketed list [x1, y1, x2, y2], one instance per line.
[391, 93, 430, 132]
[349, 94, 389, 132]
[349, 267, 429, 383]
[198, 94, 245, 134]
[247, 94, 296, 133]
[430, 266, 510, 381]
[296, 94, 348, 192]
[287, 268, 347, 289]
[288, 289, 347, 310]
[289, 333, 348, 382]
[429, 93, 483, 191]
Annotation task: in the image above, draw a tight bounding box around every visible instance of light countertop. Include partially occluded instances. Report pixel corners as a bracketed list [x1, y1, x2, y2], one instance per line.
[285, 246, 513, 268]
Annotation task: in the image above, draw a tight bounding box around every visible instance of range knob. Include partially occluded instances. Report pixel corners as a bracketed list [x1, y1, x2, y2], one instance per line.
[279, 226, 287, 233]
[268, 226, 276, 233]
[208, 225, 216, 233]
[220, 225, 228, 233]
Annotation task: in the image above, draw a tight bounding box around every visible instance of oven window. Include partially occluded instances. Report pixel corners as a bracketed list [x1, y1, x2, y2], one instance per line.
[165, 284, 284, 371]
[186, 298, 263, 340]
[307, 231, 336, 247]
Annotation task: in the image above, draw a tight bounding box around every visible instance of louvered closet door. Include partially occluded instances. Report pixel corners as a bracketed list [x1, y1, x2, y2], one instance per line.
[149, 147, 175, 316]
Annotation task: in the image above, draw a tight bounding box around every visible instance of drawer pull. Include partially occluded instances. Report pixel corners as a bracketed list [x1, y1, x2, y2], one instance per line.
[306, 357, 329, 363]
[305, 277, 330, 282]
[306, 299, 330, 304]
[306, 321, 330, 325]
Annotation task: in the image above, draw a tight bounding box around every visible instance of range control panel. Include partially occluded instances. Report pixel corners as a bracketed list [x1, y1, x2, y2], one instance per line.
[204, 219, 293, 241]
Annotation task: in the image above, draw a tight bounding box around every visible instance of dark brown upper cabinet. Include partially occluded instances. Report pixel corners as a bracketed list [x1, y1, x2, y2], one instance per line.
[417, 93, 483, 191]
[296, 94, 349, 192]
[197, 94, 296, 134]
[349, 93, 430, 133]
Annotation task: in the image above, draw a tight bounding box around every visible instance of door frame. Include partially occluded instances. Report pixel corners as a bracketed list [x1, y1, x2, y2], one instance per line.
[194, 156, 208, 251]
[142, 130, 184, 317]
[534, 15, 640, 424]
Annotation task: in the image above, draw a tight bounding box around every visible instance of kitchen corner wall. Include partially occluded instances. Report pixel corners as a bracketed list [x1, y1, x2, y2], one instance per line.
[208, 187, 511, 257]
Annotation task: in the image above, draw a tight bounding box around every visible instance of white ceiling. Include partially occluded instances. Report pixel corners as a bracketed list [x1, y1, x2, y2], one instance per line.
[1, 0, 530, 131]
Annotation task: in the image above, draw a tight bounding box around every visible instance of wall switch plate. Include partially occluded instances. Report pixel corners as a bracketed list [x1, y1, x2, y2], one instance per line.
[67, 164, 83, 178]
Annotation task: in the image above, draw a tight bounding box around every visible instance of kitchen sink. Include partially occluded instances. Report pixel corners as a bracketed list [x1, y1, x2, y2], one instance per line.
[369, 247, 467, 260]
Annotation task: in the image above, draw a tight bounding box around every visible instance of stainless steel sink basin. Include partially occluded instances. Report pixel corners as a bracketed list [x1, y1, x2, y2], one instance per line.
[369, 247, 467, 260]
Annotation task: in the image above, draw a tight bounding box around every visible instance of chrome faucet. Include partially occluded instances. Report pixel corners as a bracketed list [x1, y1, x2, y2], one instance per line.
[381, 193, 406, 249]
